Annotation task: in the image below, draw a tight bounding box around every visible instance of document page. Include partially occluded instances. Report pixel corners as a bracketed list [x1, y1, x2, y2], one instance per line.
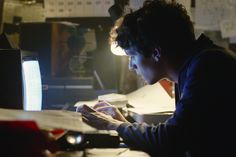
[127, 82, 175, 114]
[0, 108, 96, 132]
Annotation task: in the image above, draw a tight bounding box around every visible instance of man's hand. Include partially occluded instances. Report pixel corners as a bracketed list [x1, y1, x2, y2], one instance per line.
[93, 101, 129, 123]
[77, 104, 127, 130]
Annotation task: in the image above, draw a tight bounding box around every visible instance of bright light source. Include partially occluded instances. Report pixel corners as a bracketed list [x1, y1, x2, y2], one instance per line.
[22, 60, 42, 111]
[110, 42, 127, 56]
[66, 135, 83, 145]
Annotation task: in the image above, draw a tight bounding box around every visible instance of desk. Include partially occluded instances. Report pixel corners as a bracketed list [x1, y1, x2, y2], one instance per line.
[55, 148, 150, 157]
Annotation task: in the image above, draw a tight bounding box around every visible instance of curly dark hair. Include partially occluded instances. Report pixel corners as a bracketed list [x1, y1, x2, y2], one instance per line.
[110, 0, 195, 58]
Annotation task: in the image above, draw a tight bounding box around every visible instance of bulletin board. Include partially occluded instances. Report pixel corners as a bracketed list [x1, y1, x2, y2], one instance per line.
[193, 0, 236, 51]
[174, 0, 236, 51]
[44, 0, 114, 17]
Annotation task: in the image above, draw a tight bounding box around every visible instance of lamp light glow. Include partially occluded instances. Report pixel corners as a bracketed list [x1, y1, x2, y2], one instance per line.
[22, 60, 42, 111]
[110, 42, 127, 56]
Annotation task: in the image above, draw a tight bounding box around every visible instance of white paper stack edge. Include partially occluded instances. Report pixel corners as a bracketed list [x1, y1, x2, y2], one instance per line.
[98, 93, 128, 108]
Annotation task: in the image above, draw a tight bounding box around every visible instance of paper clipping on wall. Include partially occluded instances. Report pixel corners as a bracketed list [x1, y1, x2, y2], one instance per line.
[220, 20, 236, 38]
[230, 37, 236, 44]
[195, 0, 236, 30]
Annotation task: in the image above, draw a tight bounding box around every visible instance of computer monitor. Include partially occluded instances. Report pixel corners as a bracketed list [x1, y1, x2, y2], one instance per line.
[22, 56, 42, 111]
[0, 49, 23, 109]
[0, 49, 42, 110]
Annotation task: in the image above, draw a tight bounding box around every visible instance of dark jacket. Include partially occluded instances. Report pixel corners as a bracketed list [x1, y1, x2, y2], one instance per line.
[116, 34, 236, 157]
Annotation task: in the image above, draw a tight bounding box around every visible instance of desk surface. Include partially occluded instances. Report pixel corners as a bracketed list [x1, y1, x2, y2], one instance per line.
[55, 148, 150, 157]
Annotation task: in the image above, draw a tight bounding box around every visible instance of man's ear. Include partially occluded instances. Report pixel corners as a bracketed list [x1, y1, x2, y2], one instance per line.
[152, 47, 161, 62]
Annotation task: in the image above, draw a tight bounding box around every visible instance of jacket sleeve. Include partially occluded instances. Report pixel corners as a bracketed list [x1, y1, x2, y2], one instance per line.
[117, 121, 189, 156]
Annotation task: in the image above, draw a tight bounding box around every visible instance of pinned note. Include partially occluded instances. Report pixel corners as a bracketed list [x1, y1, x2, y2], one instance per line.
[229, 37, 236, 44]
[220, 20, 236, 38]
[195, 0, 236, 30]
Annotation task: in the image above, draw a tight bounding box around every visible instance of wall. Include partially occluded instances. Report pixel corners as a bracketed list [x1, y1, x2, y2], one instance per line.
[0, 0, 4, 32]
[1, 0, 236, 92]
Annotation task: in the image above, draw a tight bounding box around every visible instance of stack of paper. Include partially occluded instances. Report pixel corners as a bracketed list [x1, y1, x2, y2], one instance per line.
[0, 108, 96, 132]
[75, 93, 128, 108]
[127, 82, 175, 114]
[98, 93, 128, 108]
[126, 82, 175, 124]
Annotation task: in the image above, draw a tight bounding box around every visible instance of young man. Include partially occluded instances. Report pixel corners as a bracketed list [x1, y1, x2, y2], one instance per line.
[78, 1, 236, 157]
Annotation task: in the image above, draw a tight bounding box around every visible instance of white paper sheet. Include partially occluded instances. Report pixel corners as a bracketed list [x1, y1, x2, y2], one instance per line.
[75, 82, 175, 114]
[230, 37, 236, 43]
[195, 0, 236, 30]
[103, 0, 113, 17]
[127, 82, 175, 114]
[15, 3, 45, 22]
[66, 0, 76, 17]
[93, 0, 104, 17]
[2, 1, 22, 23]
[44, 0, 58, 17]
[74, 0, 85, 17]
[85, 148, 149, 157]
[75, 93, 128, 108]
[45, 0, 85, 17]
[83, 0, 94, 17]
[220, 20, 236, 38]
[0, 108, 96, 132]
